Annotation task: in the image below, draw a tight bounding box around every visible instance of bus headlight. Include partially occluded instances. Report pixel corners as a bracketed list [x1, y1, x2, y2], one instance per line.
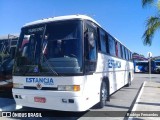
[13, 83, 24, 88]
[58, 85, 80, 91]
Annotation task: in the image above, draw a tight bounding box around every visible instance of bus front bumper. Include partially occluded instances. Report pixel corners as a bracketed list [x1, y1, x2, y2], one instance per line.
[12, 88, 91, 112]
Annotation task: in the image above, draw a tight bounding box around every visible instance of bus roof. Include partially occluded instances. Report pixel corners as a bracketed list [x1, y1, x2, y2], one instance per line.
[24, 14, 101, 27]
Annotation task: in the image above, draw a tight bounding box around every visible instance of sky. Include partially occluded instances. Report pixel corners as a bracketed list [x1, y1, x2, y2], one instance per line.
[0, 0, 159, 57]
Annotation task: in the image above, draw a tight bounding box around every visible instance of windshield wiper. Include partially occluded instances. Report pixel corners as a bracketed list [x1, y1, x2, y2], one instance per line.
[42, 54, 58, 76]
[41, 40, 58, 76]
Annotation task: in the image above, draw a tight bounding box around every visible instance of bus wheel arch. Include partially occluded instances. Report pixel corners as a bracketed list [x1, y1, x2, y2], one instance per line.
[103, 77, 110, 101]
[126, 73, 131, 87]
[97, 77, 110, 108]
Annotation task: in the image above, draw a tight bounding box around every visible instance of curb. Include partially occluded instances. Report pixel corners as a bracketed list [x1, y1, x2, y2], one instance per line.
[127, 81, 146, 120]
[131, 81, 146, 112]
[123, 81, 145, 120]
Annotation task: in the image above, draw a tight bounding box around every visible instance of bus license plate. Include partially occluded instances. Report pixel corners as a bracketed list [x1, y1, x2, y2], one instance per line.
[34, 97, 46, 103]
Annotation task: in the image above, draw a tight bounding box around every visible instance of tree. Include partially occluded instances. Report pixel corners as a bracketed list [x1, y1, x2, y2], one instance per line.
[142, 0, 155, 7]
[142, 0, 160, 46]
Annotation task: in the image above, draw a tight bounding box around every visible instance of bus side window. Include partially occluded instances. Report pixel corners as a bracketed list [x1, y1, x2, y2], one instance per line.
[130, 52, 133, 61]
[128, 51, 131, 60]
[116, 42, 118, 57]
[120, 44, 123, 58]
[118, 42, 121, 58]
[108, 36, 116, 56]
[85, 23, 97, 61]
[99, 29, 107, 53]
[84, 21, 98, 73]
[125, 49, 129, 60]
[106, 34, 109, 54]
[122, 46, 126, 59]
[116, 42, 121, 58]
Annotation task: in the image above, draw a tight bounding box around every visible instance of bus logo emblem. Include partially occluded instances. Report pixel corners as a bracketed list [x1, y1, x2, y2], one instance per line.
[36, 83, 42, 90]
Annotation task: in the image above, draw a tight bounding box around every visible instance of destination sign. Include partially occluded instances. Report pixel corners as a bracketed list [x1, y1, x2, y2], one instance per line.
[28, 27, 44, 33]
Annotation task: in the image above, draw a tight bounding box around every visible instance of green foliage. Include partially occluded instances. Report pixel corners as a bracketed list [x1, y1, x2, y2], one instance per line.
[143, 16, 160, 45]
[142, 0, 155, 7]
[142, 0, 160, 45]
[158, 0, 160, 9]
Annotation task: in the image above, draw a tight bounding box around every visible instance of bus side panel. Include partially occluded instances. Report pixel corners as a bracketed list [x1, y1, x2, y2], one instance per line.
[82, 74, 102, 108]
[96, 53, 134, 95]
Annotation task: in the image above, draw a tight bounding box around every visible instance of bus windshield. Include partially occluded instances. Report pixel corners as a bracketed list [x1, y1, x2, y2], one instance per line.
[136, 62, 148, 66]
[13, 20, 83, 76]
[156, 62, 160, 66]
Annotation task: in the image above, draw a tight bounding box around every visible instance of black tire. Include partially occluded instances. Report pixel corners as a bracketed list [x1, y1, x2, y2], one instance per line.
[97, 81, 108, 108]
[126, 74, 131, 87]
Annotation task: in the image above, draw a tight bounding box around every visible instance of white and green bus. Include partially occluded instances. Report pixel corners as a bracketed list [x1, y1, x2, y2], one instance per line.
[12, 15, 134, 111]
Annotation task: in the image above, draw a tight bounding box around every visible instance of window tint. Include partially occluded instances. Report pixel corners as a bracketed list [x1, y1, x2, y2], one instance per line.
[108, 36, 116, 56]
[85, 22, 97, 61]
[99, 29, 107, 53]
[120, 44, 123, 58]
[125, 48, 129, 60]
[130, 52, 132, 60]
[128, 51, 131, 60]
[122, 46, 126, 59]
[116, 42, 121, 58]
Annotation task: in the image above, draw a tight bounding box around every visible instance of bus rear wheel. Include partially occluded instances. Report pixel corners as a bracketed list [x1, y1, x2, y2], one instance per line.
[126, 74, 131, 87]
[97, 81, 108, 108]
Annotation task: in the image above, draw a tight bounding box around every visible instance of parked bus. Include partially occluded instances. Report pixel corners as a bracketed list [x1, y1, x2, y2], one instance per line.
[12, 15, 134, 111]
[134, 61, 148, 73]
[151, 60, 160, 73]
[0, 34, 18, 90]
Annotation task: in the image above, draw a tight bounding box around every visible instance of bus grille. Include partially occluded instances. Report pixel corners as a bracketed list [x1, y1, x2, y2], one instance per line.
[24, 86, 58, 90]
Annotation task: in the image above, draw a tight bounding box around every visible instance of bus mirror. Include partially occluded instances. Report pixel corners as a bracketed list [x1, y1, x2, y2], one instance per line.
[87, 32, 95, 48]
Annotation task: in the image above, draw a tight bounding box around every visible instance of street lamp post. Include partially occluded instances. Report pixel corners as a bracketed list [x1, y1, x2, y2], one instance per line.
[147, 52, 152, 81]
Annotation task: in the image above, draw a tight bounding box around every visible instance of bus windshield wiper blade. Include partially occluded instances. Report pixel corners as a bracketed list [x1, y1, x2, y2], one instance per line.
[41, 40, 58, 76]
[42, 54, 58, 76]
